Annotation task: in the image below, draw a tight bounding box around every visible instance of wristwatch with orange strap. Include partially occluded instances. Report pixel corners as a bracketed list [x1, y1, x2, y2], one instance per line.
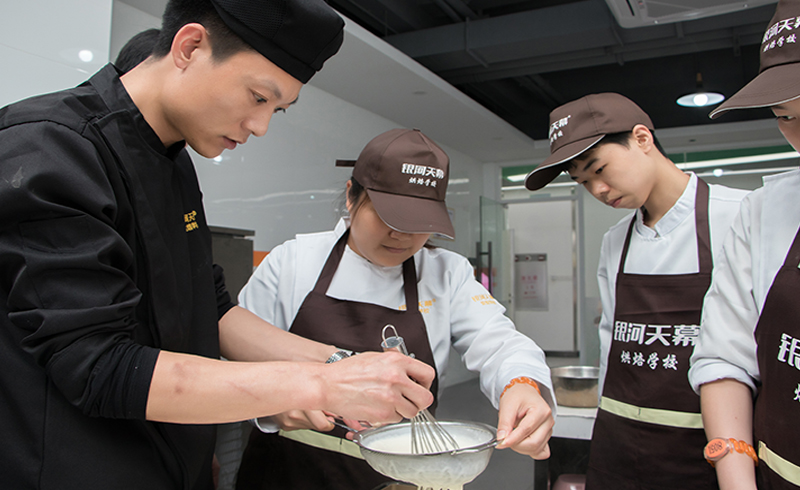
[704, 438, 758, 467]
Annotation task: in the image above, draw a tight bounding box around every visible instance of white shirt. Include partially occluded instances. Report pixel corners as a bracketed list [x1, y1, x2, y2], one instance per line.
[597, 173, 750, 395]
[239, 218, 555, 432]
[689, 169, 800, 394]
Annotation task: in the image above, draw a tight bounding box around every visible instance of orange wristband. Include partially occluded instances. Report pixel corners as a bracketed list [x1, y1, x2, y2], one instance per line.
[501, 376, 540, 398]
[704, 438, 758, 467]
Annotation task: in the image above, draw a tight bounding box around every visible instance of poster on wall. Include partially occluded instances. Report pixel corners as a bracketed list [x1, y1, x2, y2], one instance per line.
[515, 254, 548, 311]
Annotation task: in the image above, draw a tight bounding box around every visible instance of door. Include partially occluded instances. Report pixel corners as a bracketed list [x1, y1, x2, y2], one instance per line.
[478, 196, 514, 313]
[508, 199, 577, 353]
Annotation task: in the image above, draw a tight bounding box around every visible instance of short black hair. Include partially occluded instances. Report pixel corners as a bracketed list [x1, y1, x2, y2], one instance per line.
[151, 0, 252, 62]
[558, 130, 667, 173]
[115, 28, 160, 73]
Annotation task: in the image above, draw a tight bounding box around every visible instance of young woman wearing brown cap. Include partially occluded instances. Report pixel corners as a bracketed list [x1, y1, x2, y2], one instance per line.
[690, 1, 800, 488]
[235, 128, 556, 490]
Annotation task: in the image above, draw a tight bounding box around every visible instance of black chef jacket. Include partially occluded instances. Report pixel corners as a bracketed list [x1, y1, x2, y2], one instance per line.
[0, 64, 235, 490]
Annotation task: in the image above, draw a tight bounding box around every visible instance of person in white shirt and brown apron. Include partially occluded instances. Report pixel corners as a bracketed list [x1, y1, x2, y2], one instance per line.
[234, 128, 557, 490]
[525, 93, 749, 489]
[690, 1, 800, 489]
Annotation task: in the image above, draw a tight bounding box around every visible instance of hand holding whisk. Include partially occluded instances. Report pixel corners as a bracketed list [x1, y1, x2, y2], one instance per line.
[381, 325, 459, 454]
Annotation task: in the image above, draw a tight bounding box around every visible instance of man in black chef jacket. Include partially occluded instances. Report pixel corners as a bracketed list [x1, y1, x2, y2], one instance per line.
[0, 1, 435, 489]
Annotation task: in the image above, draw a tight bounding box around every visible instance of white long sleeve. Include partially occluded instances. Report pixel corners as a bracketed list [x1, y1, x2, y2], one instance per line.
[690, 169, 800, 394]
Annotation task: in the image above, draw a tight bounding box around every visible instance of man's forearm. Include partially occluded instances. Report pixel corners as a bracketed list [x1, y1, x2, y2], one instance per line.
[146, 350, 327, 424]
[145, 349, 436, 426]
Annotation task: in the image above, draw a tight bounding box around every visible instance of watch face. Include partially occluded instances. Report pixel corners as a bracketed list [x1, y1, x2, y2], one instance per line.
[705, 438, 730, 461]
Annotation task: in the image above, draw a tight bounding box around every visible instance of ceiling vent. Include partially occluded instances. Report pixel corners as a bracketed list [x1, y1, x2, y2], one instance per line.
[604, 0, 778, 28]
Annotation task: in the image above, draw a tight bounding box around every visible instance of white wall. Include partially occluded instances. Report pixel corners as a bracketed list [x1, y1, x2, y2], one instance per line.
[0, 0, 111, 108]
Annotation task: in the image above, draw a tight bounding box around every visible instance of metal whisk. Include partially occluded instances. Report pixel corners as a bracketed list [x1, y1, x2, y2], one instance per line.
[381, 325, 459, 454]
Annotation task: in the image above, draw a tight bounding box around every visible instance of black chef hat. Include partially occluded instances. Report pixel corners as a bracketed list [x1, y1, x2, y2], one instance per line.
[210, 0, 344, 83]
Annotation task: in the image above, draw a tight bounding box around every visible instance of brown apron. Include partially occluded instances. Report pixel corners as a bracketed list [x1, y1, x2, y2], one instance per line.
[753, 224, 800, 489]
[586, 179, 718, 490]
[236, 230, 439, 490]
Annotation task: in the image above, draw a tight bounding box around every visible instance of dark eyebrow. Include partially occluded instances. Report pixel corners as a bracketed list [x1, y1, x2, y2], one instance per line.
[570, 157, 598, 180]
[570, 158, 597, 181]
[258, 80, 299, 106]
[581, 157, 598, 173]
[263, 81, 283, 102]
[273, 86, 299, 107]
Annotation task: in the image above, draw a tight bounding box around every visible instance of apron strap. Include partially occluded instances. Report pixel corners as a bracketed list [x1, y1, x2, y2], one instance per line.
[759, 441, 800, 486]
[618, 216, 637, 275]
[600, 396, 703, 429]
[278, 429, 364, 460]
[310, 230, 349, 295]
[783, 225, 800, 269]
[694, 178, 712, 274]
[402, 254, 419, 307]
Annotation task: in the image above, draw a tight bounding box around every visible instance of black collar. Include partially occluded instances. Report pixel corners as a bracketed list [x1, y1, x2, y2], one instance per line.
[90, 64, 186, 161]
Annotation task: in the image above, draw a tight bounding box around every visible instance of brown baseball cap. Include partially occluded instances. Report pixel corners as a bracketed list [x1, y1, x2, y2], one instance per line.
[710, 0, 800, 118]
[524, 93, 654, 191]
[342, 129, 454, 239]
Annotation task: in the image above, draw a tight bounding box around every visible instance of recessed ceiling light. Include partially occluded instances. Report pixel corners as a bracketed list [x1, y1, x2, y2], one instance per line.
[676, 91, 725, 107]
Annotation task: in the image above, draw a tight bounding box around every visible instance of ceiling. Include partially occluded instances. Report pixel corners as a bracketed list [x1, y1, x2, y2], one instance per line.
[324, 0, 780, 141]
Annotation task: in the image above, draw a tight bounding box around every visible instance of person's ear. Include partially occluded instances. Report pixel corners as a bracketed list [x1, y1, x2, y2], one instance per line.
[170, 23, 208, 70]
[631, 124, 654, 154]
[345, 180, 353, 214]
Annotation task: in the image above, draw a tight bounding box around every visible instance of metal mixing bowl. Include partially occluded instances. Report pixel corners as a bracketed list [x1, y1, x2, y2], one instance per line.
[551, 366, 600, 408]
[353, 420, 497, 488]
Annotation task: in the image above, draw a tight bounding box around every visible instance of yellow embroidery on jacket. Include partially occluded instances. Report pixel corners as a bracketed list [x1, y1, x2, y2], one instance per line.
[184, 210, 199, 232]
[471, 294, 498, 306]
[399, 298, 437, 313]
